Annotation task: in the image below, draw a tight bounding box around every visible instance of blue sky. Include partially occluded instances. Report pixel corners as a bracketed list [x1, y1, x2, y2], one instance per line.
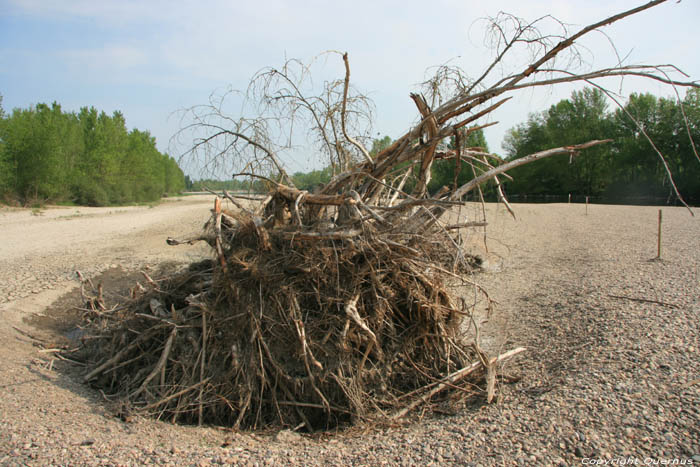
[2, 0, 699, 177]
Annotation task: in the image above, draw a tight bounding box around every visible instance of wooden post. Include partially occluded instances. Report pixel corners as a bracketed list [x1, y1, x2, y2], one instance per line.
[585, 196, 589, 215]
[568, 193, 571, 204]
[657, 209, 662, 259]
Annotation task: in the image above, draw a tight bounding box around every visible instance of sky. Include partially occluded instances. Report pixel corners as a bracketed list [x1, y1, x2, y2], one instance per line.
[1, 0, 699, 177]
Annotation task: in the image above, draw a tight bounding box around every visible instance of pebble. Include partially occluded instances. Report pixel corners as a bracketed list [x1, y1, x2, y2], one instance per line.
[273, 430, 302, 443]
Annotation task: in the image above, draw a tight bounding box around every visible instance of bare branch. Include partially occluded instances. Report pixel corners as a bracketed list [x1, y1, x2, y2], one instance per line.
[451, 140, 613, 200]
[341, 53, 373, 165]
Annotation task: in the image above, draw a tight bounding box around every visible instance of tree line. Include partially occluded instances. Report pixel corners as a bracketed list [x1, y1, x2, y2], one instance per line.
[187, 167, 335, 195]
[281, 132, 491, 196]
[188, 87, 700, 206]
[186, 177, 266, 193]
[0, 96, 185, 206]
[282, 88, 700, 206]
[502, 87, 700, 204]
[194, 131, 492, 197]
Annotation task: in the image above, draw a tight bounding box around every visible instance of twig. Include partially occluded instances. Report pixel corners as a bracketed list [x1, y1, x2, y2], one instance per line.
[11, 326, 48, 344]
[607, 294, 679, 309]
[131, 327, 177, 399]
[341, 53, 373, 165]
[213, 198, 228, 273]
[198, 309, 207, 426]
[391, 347, 526, 420]
[141, 271, 158, 288]
[141, 377, 212, 411]
[53, 353, 86, 366]
[444, 222, 488, 230]
[223, 189, 255, 215]
[283, 229, 362, 241]
[96, 282, 106, 311]
[166, 235, 213, 246]
[344, 293, 380, 352]
[293, 191, 307, 226]
[76, 270, 94, 290]
[83, 328, 161, 382]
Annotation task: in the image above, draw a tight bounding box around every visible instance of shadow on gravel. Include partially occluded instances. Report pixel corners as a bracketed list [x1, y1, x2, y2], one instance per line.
[22, 264, 186, 419]
[25, 264, 181, 343]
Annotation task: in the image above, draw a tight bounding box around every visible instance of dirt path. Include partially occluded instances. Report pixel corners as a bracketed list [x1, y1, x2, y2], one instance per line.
[1, 200, 698, 466]
[0, 196, 214, 305]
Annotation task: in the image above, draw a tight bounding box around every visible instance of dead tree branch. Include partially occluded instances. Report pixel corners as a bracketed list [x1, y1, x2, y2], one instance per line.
[77, 1, 698, 432]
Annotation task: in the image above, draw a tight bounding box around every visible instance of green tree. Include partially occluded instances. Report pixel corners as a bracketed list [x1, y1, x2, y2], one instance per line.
[163, 155, 186, 195]
[292, 167, 333, 192]
[370, 135, 392, 156]
[3, 103, 81, 202]
[0, 94, 12, 197]
[502, 87, 700, 203]
[0, 100, 185, 206]
[610, 91, 700, 202]
[677, 89, 700, 200]
[503, 88, 613, 197]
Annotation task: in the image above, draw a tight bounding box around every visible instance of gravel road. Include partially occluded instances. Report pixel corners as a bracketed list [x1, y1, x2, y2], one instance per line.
[0, 199, 698, 466]
[0, 197, 213, 304]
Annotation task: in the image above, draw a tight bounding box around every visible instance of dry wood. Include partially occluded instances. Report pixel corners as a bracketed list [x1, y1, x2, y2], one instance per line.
[450, 140, 612, 200]
[70, 0, 699, 431]
[392, 347, 526, 420]
[131, 327, 177, 399]
[166, 235, 213, 246]
[444, 222, 488, 230]
[141, 377, 213, 411]
[83, 328, 161, 382]
[341, 53, 373, 165]
[607, 294, 679, 309]
[198, 310, 207, 426]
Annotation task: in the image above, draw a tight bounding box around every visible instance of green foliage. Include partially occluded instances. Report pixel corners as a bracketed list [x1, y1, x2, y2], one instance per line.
[502, 88, 700, 203]
[189, 177, 267, 193]
[292, 167, 332, 192]
[0, 101, 186, 206]
[0, 94, 13, 198]
[184, 175, 193, 190]
[370, 136, 392, 156]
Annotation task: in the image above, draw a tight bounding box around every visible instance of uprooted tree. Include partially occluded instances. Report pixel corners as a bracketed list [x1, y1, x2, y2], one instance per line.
[71, 0, 698, 430]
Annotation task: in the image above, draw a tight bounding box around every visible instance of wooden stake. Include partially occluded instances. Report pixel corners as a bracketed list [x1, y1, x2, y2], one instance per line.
[585, 196, 589, 215]
[657, 209, 662, 259]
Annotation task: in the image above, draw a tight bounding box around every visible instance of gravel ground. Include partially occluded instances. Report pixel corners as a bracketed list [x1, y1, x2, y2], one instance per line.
[0, 199, 698, 466]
